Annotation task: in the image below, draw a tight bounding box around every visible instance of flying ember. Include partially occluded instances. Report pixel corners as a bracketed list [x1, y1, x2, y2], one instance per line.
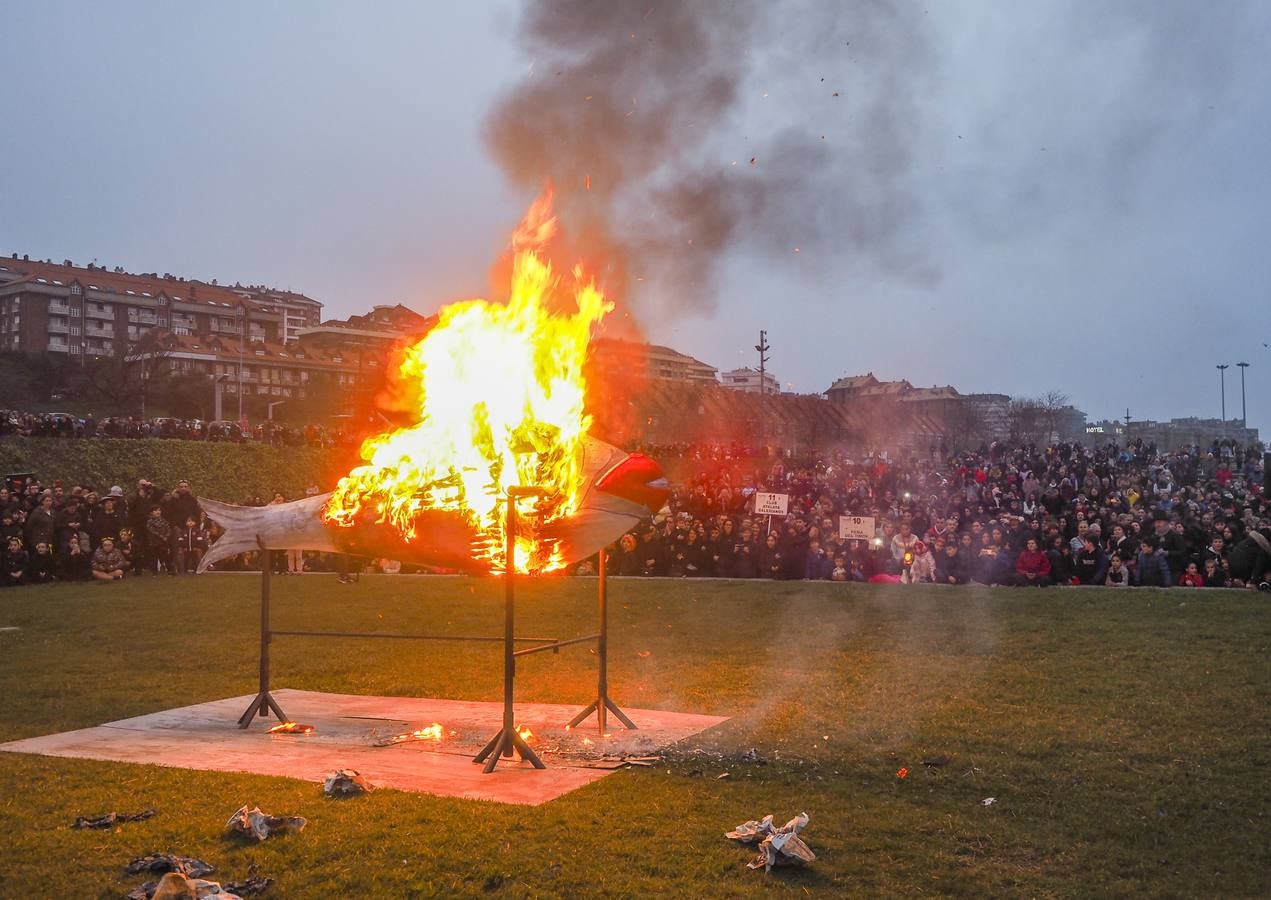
[322, 191, 611, 573]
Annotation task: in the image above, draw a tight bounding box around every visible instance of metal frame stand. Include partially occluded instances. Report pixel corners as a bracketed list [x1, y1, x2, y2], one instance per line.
[474, 489, 546, 771]
[233, 497, 636, 768]
[567, 548, 637, 732]
[238, 538, 289, 728]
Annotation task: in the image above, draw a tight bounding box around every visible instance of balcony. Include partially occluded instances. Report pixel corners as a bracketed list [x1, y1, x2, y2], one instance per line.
[86, 305, 116, 321]
[86, 325, 114, 339]
[47, 319, 69, 334]
[48, 303, 71, 315]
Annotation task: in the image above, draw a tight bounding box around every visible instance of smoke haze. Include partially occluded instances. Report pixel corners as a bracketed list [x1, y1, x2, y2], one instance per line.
[484, 0, 935, 318]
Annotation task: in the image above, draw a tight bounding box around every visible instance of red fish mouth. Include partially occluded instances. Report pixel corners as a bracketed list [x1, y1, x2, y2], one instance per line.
[595, 453, 669, 512]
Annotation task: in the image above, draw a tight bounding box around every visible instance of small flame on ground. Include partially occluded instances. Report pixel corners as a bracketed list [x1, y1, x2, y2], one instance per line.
[268, 722, 314, 735]
[410, 723, 445, 742]
[582, 737, 593, 746]
[516, 724, 534, 742]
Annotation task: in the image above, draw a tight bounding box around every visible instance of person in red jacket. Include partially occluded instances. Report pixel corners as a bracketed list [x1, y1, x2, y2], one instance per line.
[1177, 561, 1205, 587]
[1015, 538, 1052, 586]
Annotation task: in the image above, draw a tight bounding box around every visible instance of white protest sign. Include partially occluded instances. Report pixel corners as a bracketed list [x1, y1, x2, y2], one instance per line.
[838, 515, 876, 541]
[753, 492, 789, 517]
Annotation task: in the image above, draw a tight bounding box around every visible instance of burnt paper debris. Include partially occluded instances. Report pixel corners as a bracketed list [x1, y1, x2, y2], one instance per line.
[73, 808, 156, 829]
[223, 875, 273, 896]
[225, 805, 307, 841]
[126, 872, 242, 900]
[725, 812, 816, 872]
[125, 855, 215, 879]
[323, 768, 374, 797]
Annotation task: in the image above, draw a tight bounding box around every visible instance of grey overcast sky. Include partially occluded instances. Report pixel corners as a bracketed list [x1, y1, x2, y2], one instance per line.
[2, 1, 1270, 430]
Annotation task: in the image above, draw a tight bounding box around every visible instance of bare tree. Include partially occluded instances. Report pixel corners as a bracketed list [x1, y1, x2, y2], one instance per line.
[120, 331, 174, 415]
[1008, 398, 1045, 445]
[944, 399, 987, 451]
[1039, 390, 1071, 443]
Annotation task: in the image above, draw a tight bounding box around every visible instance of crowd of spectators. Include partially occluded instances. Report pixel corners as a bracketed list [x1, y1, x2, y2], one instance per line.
[0, 473, 387, 588]
[2, 434, 1267, 591]
[0, 410, 360, 448]
[606, 439, 1270, 590]
[1, 475, 210, 586]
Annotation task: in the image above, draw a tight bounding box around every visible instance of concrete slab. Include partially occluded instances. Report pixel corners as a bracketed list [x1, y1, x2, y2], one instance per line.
[0, 690, 728, 806]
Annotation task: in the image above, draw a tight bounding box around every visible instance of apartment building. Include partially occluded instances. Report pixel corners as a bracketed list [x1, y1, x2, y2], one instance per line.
[590, 338, 719, 386]
[0, 253, 320, 358]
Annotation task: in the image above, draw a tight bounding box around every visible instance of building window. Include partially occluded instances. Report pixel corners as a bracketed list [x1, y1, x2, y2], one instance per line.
[70, 284, 82, 295]
[70, 325, 80, 336]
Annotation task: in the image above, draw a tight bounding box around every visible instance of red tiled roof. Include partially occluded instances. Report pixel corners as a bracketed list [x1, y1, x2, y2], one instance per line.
[828, 373, 880, 391]
[0, 256, 286, 313]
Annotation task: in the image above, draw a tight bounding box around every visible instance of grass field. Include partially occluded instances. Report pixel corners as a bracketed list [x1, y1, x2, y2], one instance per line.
[0, 575, 1268, 897]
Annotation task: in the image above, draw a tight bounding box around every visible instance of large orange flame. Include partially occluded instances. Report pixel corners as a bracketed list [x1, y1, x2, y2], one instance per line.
[322, 192, 611, 573]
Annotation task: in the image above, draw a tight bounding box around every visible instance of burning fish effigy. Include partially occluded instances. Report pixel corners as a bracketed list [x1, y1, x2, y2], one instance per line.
[197, 437, 665, 574]
[198, 191, 667, 574]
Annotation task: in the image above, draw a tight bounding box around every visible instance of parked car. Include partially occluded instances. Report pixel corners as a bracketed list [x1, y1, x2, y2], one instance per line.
[208, 420, 248, 442]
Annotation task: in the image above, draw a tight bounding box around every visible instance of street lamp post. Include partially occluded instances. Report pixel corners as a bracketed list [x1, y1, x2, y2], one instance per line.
[1217, 364, 1229, 440]
[213, 374, 228, 422]
[1236, 362, 1249, 429]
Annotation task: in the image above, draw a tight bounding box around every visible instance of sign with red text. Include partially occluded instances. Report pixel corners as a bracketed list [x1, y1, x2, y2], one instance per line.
[838, 515, 876, 541]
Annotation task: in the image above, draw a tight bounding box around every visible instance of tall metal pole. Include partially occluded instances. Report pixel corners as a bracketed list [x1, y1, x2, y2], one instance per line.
[754, 330, 770, 455]
[1217, 364, 1229, 440]
[1237, 362, 1249, 429]
[238, 312, 245, 422]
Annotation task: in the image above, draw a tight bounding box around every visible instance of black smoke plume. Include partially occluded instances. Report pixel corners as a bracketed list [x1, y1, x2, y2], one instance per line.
[484, 0, 934, 317]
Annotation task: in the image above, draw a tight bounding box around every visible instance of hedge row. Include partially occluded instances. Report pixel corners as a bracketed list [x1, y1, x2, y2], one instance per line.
[0, 437, 359, 501]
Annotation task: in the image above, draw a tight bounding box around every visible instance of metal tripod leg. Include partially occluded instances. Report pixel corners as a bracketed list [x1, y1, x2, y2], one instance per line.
[568, 550, 637, 732]
[238, 539, 289, 728]
[236, 690, 289, 728]
[474, 491, 548, 772]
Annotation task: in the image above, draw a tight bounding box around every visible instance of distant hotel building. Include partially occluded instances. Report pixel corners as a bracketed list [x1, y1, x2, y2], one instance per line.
[720, 366, 779, 394]
[1126, 417, 1259, 450]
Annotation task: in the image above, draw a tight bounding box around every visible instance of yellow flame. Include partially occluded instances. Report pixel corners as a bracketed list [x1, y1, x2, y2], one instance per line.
[411, 723, 444, 742]
[268, 721, 313, 735]
[516, 724, 534, 742]
[323, 193, 610, 573]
